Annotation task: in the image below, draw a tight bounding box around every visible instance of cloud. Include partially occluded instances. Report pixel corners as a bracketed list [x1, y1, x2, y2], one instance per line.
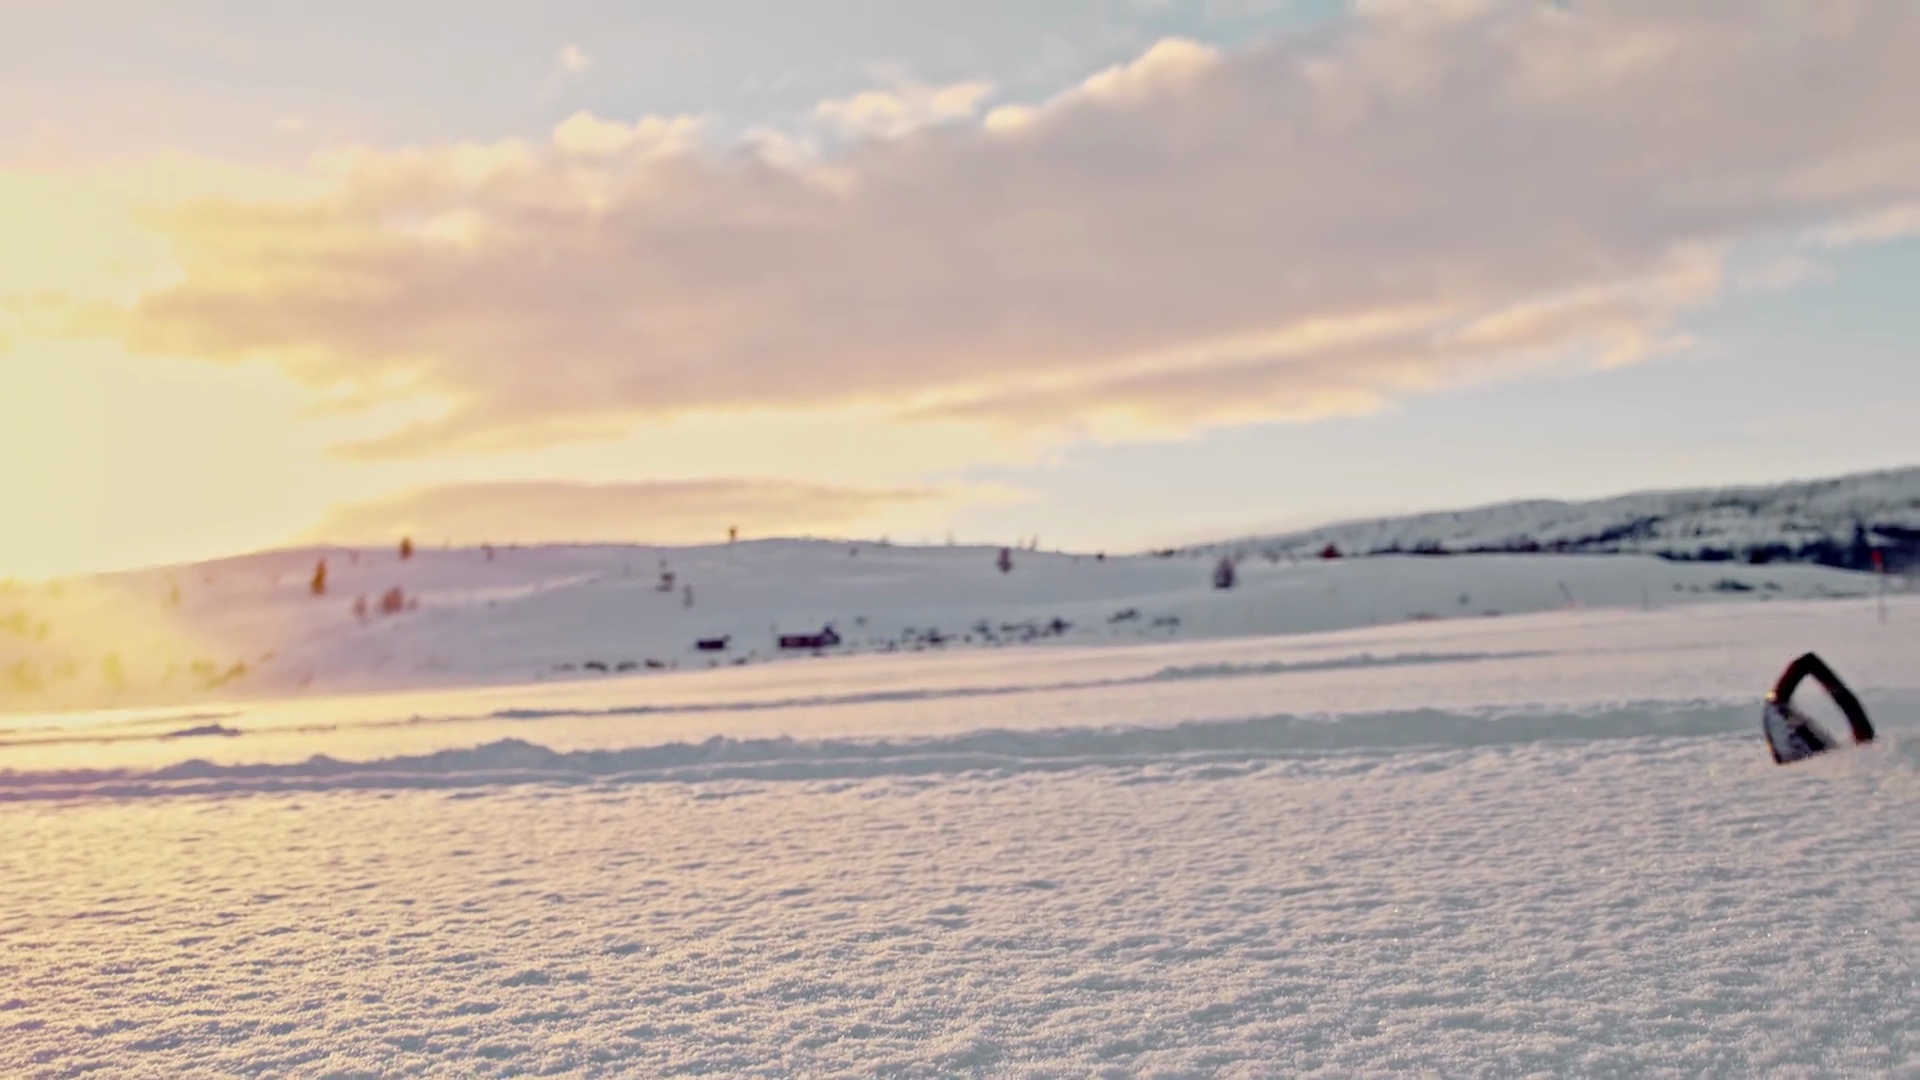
[1814, 202, 1920, 247]
[301, 479, 951, 546]
[814, 79, 996, 141]
[1734, 254, 1834, 295]
[538, 44, 592, 100]
[98, 1, 1920, 457]
[549, 111, 706, 159]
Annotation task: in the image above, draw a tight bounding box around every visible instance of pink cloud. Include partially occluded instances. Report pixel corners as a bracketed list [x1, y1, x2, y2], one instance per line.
[107, 2, 1920, 456]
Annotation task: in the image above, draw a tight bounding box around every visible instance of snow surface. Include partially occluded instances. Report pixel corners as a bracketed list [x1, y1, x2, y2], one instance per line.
[0, 595, 1914, 1076]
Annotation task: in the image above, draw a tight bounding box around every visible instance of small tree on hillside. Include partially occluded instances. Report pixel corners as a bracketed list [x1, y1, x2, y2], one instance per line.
[997, 547, 1013, 574]
[399, 536, 414, 560]
[310, 558, 328, 596]
[1212, 555, 1236, 590]
[1847, 522, 1873, 570]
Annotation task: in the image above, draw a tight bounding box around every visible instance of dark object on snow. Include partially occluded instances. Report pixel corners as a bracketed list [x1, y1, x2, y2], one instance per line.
[1213, 556, 1236, 590]
[997, 547, 1013, 574]
[778, 626, 841, 650]
[310, 559, 328, 596]
[696, 636, 730, 651]
[1763, 652, 1874, 765]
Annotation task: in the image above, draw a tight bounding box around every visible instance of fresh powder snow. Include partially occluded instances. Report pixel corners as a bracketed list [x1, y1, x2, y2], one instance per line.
[0, 576, 1912, 1075]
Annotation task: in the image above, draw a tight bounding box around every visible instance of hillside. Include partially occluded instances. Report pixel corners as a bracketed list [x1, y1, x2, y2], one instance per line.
[0, 537, 1895, 714]
[1185, 467, 1920, 569]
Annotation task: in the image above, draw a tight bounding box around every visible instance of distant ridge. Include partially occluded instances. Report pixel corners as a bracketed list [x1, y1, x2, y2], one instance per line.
[1183, 467, 1920, 571]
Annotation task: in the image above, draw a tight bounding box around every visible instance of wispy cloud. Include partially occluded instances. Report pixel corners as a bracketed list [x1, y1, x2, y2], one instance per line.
[302, 479, 951, 546]
[538, 43, 593, 100]
[88, 2, 1920, 458]
[1814, 203, 1920, 247]
[814, 78, 996, 141]
[1734, 255, 1835, 295]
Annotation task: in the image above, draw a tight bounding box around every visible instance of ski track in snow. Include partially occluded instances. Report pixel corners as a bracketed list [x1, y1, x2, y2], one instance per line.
[0, 649, 1527, 751]
[0, 602, 1914, 1077]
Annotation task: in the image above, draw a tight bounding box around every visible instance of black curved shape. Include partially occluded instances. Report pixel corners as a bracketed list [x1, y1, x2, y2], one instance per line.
[1764, 652, 1875, 765]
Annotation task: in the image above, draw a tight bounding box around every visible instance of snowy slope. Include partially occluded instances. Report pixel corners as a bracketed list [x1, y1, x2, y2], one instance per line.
[1186, 465, 1920, 567]
[0, 537, 1896, 712]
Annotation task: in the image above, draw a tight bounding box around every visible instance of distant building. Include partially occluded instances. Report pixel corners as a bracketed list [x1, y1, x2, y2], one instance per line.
[777, 626, 841, 650]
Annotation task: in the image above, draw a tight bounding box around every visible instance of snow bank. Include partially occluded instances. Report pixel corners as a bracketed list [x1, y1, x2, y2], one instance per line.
[6, 699, 1901, 801]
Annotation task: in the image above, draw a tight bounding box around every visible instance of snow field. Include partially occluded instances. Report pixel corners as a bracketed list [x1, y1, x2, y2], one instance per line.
[0, 730, 1911, 1077]
[0, 595, 1911, 1076]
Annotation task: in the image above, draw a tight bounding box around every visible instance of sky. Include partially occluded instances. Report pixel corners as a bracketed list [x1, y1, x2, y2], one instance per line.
[3, 0, 1918, 579]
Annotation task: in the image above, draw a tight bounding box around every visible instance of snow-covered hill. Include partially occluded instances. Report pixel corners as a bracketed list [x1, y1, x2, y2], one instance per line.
[1186, 466, 1920, 568]
[0, 535, 1897, 713]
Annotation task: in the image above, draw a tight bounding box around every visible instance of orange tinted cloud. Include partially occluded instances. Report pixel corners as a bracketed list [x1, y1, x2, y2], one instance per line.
[99, 2, 1920, 456]
[302, 479, 951, 547]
